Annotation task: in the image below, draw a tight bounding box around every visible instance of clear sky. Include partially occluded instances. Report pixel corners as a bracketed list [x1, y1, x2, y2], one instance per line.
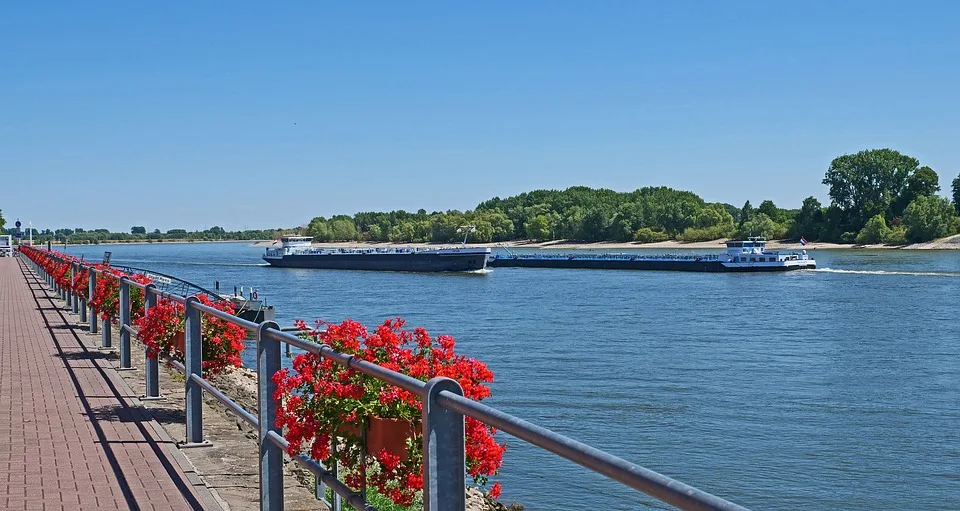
[2, 1, 958, 232]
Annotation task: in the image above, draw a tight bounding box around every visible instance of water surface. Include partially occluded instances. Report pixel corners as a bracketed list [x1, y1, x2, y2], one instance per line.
[62, 242, 960, 510]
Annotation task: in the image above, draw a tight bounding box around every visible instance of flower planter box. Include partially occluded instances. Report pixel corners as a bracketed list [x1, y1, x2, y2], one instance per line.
[338, 417, 416, 460]
[173, 330, 185, 355]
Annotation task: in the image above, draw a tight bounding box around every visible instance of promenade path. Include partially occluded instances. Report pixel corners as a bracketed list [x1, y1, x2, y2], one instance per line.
[0, 256, 218, 510]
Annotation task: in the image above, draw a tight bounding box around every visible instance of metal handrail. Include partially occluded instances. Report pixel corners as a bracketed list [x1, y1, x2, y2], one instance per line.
[20, 245, 752, 511]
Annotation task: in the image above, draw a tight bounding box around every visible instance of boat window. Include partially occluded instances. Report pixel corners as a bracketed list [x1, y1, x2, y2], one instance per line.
[750, 257, 756, 262]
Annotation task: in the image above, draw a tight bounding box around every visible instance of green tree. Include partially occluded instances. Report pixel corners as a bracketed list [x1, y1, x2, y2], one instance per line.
[0, 209, 6, 233]
[822, 149, 923, 227]
[757, 200, 779, 221]
[855, 214, 891, 244]
[306, 217, 332, 241]
[367, 224, 384, 242]
[893, 166, 940, 215]
[738, 213, 786, 239]
[721, 203, 740, 223]
[524, 215, 552, 240]
[738, 201, 753, 228]
[903, 195, 957, 242]
[788, 197, 823, 240]
[328, 215, 358, 241]
[131, 226, 146, 234]
[952, 173, 960, 215]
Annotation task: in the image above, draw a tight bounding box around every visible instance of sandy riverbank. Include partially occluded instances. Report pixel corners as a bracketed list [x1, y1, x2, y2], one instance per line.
[252, 234, 960, 251]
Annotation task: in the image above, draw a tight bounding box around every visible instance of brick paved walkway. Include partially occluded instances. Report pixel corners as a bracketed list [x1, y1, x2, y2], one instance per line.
[0, 257, 212, 510]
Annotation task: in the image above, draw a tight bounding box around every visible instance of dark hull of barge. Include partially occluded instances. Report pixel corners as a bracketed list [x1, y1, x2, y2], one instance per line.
[487, 257, 815, 272]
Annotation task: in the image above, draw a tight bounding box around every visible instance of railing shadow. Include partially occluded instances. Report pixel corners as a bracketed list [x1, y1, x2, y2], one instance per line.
[20, 261, 204, 511]
[55, 350, 114, 361]
[89, 403, 186, 425]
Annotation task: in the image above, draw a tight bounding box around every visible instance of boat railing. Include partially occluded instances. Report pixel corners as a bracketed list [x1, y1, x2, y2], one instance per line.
[498, 252, 722, 261]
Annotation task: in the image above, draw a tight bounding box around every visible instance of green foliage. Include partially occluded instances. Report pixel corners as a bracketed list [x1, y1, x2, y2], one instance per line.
[883, 226, 907, 245]
[25, 226, 279, 244]
[903, 195, 958, 242]
[329, 215, 358, 241]
[823, 148, 919, 221]
[757, 200, 778, 221]
[820, 149, 946, 241]
[524, 215, 553, 240]
[738, 213, 786, 239]
[738, 201, 753, 228]
[131, 226, 147, 234]
[632, 227, 670, 243]
[676, 225, 734, 242]
[855, 215, 891, 244]
[788, 197, 823, 240]
[0, 209, 5, 232]
[952, 173, 960, 215]
[721, 203, 740, 223]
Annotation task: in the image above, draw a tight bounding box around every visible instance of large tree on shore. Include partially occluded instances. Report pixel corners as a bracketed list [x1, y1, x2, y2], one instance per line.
[788, 196, 824, 240]
[822, 149, 939, 234]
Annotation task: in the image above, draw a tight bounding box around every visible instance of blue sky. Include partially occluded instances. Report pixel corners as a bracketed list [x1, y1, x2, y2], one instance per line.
[2, 1, 958, 232]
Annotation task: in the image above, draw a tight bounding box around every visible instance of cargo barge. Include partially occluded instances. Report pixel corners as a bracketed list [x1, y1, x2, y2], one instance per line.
[488, 237, 815, 272]
[263, 236, 491, 272]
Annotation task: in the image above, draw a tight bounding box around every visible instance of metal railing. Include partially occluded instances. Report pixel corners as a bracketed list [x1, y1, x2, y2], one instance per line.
[21, 246, 752, 511]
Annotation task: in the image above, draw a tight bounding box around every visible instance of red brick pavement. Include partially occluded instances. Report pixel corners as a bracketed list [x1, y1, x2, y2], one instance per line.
[0, 257, 211, 510]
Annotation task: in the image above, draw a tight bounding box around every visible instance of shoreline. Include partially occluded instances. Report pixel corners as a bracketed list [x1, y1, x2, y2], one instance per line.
[31, 239, 263, 247]
[252, 234, 960, 251]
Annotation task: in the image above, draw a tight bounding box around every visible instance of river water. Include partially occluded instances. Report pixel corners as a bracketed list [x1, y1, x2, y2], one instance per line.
[61, 242, 960, 510]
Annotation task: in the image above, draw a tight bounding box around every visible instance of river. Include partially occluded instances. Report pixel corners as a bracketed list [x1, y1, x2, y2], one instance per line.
[60, 242, 960, 510]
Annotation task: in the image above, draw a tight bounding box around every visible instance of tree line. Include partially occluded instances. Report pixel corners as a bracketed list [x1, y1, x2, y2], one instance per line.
[1, 225, 283, 244]
[301, 149, 960, 245]
[6, 149, 960, 246]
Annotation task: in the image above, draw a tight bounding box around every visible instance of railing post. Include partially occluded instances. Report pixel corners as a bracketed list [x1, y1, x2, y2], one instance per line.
[101, 313, 112, 349]
[142, 285, 163, 400]
[88, 269, 98, 335]
[118, 277, 133, 369]
[181, 296, 210, 447]
[71, 263, 79, 313]
[79, 266, 88, 324]
[257, 321, 283, 510]
[422, 377, 466, 511]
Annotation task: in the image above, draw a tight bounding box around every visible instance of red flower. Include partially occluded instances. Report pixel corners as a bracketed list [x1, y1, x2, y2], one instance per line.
[274, 317, 505, 504]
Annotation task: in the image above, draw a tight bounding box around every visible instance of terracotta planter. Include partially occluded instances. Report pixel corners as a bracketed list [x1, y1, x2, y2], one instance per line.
[173, 330, 186, 355]
[337, 417, 416, 460]
[366, 417, 416, 461]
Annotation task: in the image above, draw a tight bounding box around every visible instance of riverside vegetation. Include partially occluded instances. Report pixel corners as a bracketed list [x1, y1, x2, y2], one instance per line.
[6, 149, 960, 246]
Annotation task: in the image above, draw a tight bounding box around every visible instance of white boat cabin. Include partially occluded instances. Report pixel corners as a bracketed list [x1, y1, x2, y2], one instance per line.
[722, 237, 815, 269]
[263, 236, 313, 258]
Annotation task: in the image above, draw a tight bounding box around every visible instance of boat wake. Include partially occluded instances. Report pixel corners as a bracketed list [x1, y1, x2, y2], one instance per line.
[466, 268, 493, 275]
[815, 268, 960, 278]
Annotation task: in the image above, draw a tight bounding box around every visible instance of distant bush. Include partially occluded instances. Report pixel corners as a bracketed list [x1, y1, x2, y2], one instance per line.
[676, 225, 732, 242]
[632, 227, 670, 243]
[839, 232, 857, 244]
[855, 215, 890, 244]
[882, 226, 907, 245]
